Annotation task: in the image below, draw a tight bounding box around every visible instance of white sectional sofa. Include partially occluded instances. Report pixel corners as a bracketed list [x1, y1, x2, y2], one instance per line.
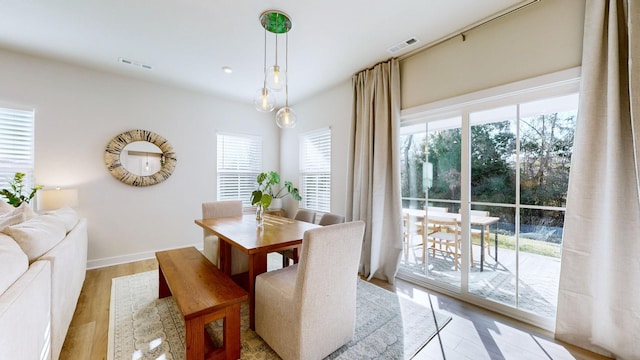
[0, 202, 87, 360]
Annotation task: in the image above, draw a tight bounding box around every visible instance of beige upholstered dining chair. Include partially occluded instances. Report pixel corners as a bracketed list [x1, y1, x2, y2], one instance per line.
[281, 209, 318, 267]
[256, 221, 366, 360]
[294, 209, 316, 223]
[317, 212, 345, 226]
[201, 201, 248, 275]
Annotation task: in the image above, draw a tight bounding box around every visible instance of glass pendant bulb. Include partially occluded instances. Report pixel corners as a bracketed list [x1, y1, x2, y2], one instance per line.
[275, 106, 297, 128]
[266, 65, 285, 91]
[253, 87, 276, 112]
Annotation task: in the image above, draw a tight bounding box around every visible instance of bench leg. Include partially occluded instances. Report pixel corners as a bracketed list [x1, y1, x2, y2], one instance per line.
[185, 316, 206, 360]
[224, 303, 242, 360]
[158, 267, 171, 298]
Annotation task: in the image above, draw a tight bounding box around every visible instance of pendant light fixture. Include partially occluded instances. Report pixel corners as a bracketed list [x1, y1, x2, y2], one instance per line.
[253, 26, 276, 112]
[266, 33, 285, 91]
[257, 10, 297, 128]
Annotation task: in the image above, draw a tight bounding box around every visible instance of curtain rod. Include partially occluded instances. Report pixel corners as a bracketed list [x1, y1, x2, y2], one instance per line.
[398, 0, 541, 61]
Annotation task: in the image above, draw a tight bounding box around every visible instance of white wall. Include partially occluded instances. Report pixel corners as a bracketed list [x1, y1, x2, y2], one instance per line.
[0, 48, 279, 268]
[279, 80, 352, 218]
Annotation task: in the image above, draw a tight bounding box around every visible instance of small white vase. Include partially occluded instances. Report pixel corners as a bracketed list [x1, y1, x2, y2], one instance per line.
[269, 198, 283, 210]
[256, 205, 264, 227]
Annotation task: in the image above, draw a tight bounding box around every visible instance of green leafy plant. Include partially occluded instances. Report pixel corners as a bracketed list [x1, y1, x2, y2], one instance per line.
[0, 172, 44, 207]
[250, 171, 302, 209]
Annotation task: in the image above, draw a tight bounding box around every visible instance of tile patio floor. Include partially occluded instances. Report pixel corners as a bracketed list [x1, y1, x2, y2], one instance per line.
[399, 241, 561, 319]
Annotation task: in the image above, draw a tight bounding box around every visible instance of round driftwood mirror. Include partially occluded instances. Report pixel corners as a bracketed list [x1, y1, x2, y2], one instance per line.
[105, 129, 177, 186]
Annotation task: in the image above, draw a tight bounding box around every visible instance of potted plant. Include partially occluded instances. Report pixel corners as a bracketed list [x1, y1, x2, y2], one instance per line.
[250, 171, 302, 212]
[0, 172, 44, 207]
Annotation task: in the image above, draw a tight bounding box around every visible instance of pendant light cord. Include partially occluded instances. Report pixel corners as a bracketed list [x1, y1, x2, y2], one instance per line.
[285, 31, 289, 107]
[274, 30, 279, 67]
[262, 27, 267, 88]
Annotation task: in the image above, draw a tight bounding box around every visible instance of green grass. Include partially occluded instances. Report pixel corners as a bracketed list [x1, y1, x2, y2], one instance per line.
[476, 234, 561, 258]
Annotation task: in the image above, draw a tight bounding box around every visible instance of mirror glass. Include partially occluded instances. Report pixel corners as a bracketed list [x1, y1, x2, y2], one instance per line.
[119, 141, 163, 176]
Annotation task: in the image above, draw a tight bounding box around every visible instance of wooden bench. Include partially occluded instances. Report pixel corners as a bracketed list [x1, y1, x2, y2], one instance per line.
[156, 247, 248, 360]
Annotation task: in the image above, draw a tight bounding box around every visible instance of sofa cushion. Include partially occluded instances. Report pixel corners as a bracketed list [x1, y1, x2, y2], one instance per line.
[0, 233, 29, 295]
[0, 201, 13, 216]
[43, 206, 79, 233]
[2, 215, 67, 263]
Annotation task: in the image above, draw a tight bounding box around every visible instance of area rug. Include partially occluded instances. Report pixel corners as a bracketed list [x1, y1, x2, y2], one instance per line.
[107, 270, 451, 360]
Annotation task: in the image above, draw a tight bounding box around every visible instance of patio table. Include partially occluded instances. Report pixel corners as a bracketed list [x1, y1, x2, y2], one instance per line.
[402, 208, 499, 271]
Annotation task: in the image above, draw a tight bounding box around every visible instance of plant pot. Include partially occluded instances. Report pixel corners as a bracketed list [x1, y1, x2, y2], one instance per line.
[269, 198, 283, 210]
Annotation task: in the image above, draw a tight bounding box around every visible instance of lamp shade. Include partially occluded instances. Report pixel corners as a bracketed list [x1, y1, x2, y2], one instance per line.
[37, 188, 79, 211]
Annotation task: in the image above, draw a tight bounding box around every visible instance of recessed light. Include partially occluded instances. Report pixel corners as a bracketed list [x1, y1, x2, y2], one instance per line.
[222, 66, 233, 74]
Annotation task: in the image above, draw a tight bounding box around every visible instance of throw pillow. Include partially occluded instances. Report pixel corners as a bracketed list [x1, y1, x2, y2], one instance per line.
[0, 211, 28, 229]
[13, 202, 37, 221]
[43, 206, 79, 233]
[2, 215, 67, 263]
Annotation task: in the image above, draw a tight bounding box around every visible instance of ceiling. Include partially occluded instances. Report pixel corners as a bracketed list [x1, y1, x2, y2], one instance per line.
[0, 0, 526, 106]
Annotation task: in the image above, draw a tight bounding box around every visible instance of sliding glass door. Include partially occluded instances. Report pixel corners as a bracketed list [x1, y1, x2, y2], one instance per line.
[400, 117, 463, 290]
[398, 71, 579, 329]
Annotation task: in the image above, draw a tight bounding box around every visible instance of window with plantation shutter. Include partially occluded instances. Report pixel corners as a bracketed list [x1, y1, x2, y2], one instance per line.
[300, 128, 331, 212]
[0, 106, 36, 191]
[217, 132, 262, 207]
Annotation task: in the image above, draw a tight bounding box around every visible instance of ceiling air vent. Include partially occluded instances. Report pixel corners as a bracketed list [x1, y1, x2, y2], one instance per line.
[387, 37, 420, 54]
[118, 57, 153, 70]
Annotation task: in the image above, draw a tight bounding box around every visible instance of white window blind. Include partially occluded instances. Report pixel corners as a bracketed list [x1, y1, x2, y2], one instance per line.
[300, 128, 331, 212]
[0, 107, 36, 190]
[217, 133, 262, 207]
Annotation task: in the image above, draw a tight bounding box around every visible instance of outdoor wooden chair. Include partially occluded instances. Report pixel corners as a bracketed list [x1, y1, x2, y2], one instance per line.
[403, 212, 426, 263]
[422, 206, 449, 234]
[427, 218, 472, 270]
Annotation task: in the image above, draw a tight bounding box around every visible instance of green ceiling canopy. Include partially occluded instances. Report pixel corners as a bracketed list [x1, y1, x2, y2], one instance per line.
[260, 11, 292, 34]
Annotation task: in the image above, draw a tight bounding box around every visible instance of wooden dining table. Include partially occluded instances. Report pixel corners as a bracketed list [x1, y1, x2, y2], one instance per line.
[402, 208, 500, 271]
[195, 213, 319, 330]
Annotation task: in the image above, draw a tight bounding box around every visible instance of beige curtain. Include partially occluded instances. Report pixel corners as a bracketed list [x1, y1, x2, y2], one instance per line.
[346, 58, 403, 283]
[555, 1, 640, 358]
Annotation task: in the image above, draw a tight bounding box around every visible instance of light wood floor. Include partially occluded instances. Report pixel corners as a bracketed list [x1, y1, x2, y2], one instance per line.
[60, 258, 611, 360]
[59, 259, 158, 360]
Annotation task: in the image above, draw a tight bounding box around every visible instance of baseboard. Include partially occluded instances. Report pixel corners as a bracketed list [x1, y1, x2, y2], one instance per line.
[86, 243, 204, 270]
